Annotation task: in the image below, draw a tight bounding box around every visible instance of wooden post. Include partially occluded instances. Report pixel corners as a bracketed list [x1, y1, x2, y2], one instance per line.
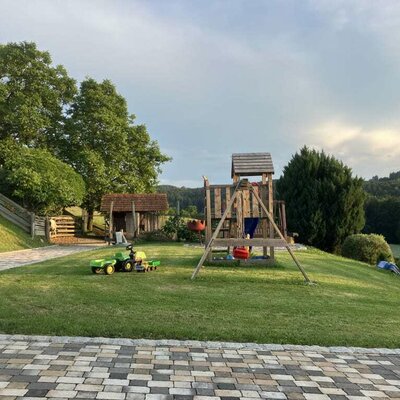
[45, 217, 50, 241]
[281, 202, 287, 238]
[131, 201, 136, 238]
[192, 188, 239, 279]
[250, 186, 311, 283]
[204, 177, 212, 261]
[30, 212, 35, 239]
[109, 200, 114, 239]
[82, 209, 88, 234]
[268, 173, 274, 260]
[261, 173, 268, 257]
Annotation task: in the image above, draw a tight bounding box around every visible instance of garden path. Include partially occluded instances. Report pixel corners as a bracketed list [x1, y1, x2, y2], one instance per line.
[0, 244, 106, 272]
[0, 335, 399, 399]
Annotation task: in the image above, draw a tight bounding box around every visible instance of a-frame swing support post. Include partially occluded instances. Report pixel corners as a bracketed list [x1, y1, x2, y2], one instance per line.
[191, 179, 311, 283]
[191, 188, 239, 279]
[250, 186, 311, 283]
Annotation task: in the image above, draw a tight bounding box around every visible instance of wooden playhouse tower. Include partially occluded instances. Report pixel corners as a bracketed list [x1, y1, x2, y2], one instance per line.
[191, 152, 310, 282]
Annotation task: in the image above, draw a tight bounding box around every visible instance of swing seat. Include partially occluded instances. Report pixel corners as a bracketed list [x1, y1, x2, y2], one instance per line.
[233, 247, 250, 259]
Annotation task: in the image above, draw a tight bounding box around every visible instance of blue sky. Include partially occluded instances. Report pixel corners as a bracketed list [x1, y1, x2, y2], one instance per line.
[1, 0, 400, 186]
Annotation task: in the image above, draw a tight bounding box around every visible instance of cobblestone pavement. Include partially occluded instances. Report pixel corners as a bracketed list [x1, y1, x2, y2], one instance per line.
[0, 245, 106, 272]
[0, 336, 399, 400]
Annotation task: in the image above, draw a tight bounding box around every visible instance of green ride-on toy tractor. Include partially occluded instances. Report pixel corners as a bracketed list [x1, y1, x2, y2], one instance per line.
[90, 244, 160, 275]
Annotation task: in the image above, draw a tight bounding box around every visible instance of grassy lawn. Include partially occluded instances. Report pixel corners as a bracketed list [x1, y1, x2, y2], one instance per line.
[390, 244, 400, 258]
[0, 215, 48, 253]
[0, 243, 399, 348]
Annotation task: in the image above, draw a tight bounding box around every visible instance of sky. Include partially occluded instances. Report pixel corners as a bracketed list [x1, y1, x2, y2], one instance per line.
[1, 0, 400, 187]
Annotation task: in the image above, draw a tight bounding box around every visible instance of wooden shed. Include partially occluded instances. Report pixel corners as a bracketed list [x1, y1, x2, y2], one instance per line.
[100, 193, 169, 238]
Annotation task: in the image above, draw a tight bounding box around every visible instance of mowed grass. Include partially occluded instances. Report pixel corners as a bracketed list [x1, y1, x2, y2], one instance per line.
[0, 243, 399, 348]
[0, 215, 48, 253]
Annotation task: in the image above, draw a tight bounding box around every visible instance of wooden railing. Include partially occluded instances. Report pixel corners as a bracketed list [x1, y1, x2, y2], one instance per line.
[208, 183, 269, 219]
[0, 192, 33, 233]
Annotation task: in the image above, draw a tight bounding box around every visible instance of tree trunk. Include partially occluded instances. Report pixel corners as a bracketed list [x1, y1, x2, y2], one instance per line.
[87, 209, 94, 231]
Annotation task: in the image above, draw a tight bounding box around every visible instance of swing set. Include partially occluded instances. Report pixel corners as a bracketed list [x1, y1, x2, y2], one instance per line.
[191, 153, 311, 282]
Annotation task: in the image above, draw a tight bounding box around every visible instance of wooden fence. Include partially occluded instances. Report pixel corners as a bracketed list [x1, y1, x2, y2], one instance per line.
[34, 216, 47, 237]
[0, 192, 33, 234]
[0, 193, 82, 239]
[50, 216, 79, 238]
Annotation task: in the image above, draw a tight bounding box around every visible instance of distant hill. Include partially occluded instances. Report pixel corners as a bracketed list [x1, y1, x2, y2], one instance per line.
[157, 185, 203, 213]
[364, 171, 400, 198]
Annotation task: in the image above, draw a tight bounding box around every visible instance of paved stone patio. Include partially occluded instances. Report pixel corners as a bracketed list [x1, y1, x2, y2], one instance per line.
[0, 245, 106, 272]
[0, 335, 399, 400]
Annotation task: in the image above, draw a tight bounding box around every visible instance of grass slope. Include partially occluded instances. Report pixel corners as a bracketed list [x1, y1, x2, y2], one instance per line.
[0, 243, 399, 347]
[0, 214, 47, 253]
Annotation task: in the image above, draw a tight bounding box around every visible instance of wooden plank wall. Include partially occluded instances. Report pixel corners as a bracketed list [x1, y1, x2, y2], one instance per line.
[209, 184, 268, 219]
[34, 216, 46, 236]
[0, 193, 32, 233]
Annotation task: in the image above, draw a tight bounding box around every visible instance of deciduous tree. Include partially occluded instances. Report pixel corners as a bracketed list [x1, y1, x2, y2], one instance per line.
[0, 41, 76, 146]
[61, 78, 170, 230]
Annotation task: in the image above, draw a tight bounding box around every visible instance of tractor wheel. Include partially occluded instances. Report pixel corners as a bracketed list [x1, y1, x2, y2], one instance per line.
[123, 261, 133, 272]
[92, 267, 102, 274]
[105, 264, 115, 275]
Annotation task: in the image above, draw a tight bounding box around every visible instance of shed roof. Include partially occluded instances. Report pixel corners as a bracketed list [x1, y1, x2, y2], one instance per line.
[231, 152, 274, 177]
[100, 193, 169, 213]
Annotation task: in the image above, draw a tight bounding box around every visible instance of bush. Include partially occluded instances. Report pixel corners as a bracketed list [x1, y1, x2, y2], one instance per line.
[0, 141, 85, 214]
[139, 230, 172, 242]
[342, 234, 394, 265]
[162, 215, 201, 242]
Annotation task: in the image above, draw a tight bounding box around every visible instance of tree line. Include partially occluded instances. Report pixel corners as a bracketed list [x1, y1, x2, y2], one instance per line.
[363, 172, 400, 243]
[0, 41, 170, 229]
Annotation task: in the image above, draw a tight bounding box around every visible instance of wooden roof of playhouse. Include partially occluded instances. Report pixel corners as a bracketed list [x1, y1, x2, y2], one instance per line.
[231, 152, 274, 177]
[100, 193, 169, 213]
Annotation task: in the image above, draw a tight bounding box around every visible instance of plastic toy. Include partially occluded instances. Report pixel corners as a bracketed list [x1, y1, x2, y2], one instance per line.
[90, 258, 117, 275]
[377, 260, 400, 275]
[90, 244, 160, 275]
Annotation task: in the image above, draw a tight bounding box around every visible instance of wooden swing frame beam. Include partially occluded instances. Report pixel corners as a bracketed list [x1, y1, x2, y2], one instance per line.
[191, 179, 311, 282]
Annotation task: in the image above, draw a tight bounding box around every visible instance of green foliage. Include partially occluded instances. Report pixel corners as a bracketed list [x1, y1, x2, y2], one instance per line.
[138, 230, 172, 242]
[363, 171, 400, 244]
[158, 185, 203, 214]
[60, 78, 170, 223]
[0, 141, 85, 214]
[277, 146, 366, 252]
[0, 41, 76, 146]
[364, 197, 400, 244]
[162, 215, 199, 242]
[342, 234, 394, 265]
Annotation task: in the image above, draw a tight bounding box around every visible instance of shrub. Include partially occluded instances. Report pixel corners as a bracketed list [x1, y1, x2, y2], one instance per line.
[139, 230, 172, 242]
[342, 234, 394, 265]
[162, 215, 201, 242]
[0, 141, 85, 214]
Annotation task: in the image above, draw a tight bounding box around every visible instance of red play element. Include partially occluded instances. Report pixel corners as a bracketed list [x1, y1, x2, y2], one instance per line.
[233, 247, 250, 259]
[187, 219, 206, 232]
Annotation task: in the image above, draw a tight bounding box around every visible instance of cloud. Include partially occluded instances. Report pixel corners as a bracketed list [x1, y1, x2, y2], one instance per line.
[306, 121, 400, 178]
[1, 0, 400, 185]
